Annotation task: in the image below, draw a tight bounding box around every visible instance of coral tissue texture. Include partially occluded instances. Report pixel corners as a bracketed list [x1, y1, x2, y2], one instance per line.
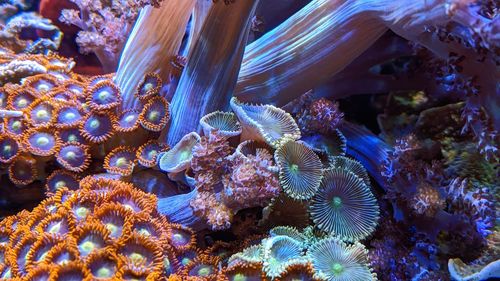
[0, 0, 498, 280]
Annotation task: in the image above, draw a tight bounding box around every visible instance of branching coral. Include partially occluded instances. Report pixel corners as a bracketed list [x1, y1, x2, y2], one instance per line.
[0, 12, 62, 54]
[58, 0, 163, 72]
[0, 0, 497, 280]
[445, 178, 496, 238]
[188, 131, 280, 230]
[296, 96, 344, 135]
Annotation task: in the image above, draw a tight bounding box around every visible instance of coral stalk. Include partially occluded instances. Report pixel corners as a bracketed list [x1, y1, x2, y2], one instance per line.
[183, 0, 213, 56]
[114, 0, 195, 110]
[235, 0, 492, 107]
[167, 0, 260, 146]
[235, 0, 387, 106]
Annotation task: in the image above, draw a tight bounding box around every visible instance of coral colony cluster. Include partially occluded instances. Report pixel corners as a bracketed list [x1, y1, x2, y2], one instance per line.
[0, 0, 498, 280]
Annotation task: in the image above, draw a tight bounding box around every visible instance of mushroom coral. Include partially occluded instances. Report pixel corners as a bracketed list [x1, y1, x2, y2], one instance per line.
[307, 237, 376, 281]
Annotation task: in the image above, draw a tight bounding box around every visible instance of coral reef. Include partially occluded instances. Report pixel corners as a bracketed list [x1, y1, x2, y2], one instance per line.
[0, 0, 498, 280]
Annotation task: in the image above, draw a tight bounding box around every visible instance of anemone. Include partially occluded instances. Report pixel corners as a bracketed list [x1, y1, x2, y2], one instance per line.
[158, 132, 201, 172]
[307, 237, 375, 281]
[131, 216, 165, 240]
[117, 233, 163, 275]
[234, 0, 387, 106]
[44, 242, 79, 266]
[224, 261, 263, 281]
[8, 156, 37, 186]
[23, 74, 57, 93]
[63, 80, 86, 97]
[56, 143, 91, 172]
[228, 245, 264, 268]
[48, 260, 91, 281]
[26, 99, 57, 127]
[199, 111, 242, 137]
[93, 203, 133, 240]
[87, 81, 122, 111]
[269, 226, 306, 244]
[23, 128, 59, 156]
[86, 250, 121, 280]
[166, 223, 196, 252]
[25, 234, 64, 267]
[36, 212, 72, 236]
[47, 89, 74, 103]
[55, 103, 84, 129]
[58, 128, 85, 144]
[88, 75, 113, 87]
[234, 139, 274, 160]
[104, 146, 137, 176]
[330, 156, 371, 187]
[22, 263, 52, 280]
[0, 135, 19, 163]
[166, 0, 260, 146]
[274, 140, 323, 200]
[45, 170, 80, 195]
[309, 168, 379, 242]
[107, 186, 156, 214]
[74, 223, 111, 258]
[80, 112, 115, 144]
[115, 110, 141, 133]
[231, 97, 301, 148]
[4, 116, 27, 137]
[135, 72, 162, 101]
[139, 96, 170, 132]
[136, 140, 169, 168]
[183, 254, 220, 280]
[275, 262, 321, 281]
[262, 235, 306, 278]
[8, 88, 36, 110]
[10, 233, 37, 276]
[114, 0, 195, 111]
[300, 130, 347, 157]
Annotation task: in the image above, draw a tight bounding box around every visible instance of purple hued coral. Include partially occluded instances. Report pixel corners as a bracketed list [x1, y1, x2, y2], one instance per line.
[59, 0, 162, 72]
[0, 0, 498, 280]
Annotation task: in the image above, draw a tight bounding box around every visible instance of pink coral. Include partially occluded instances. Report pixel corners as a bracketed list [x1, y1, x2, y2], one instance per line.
[410, 183, 445, 217]
[296, 96, 344, 135]
[191, 191, 233, 230]
[191, 130, 232, 192]
[222, 149, 280, 211]
[189, 132, 279, 230]
[59, 0, 163, 71]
